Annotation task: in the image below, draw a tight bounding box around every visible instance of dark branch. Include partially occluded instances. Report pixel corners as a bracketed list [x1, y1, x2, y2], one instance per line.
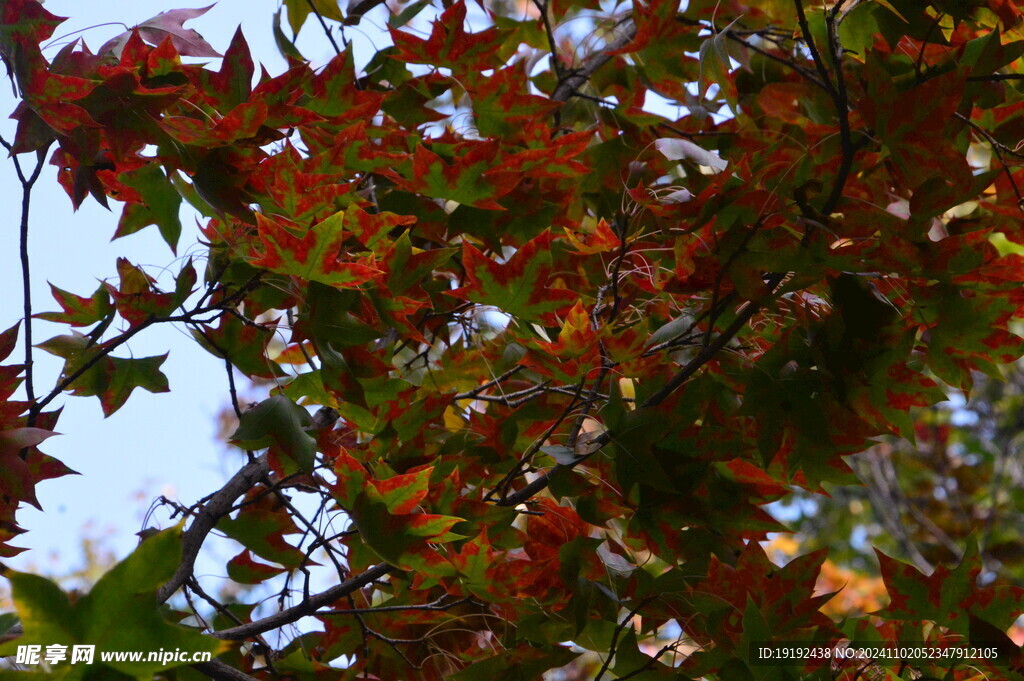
[157, 455, 271, 603]
[304, 0, 342, 55]
[793, 0, 835, 96]
[0, 136, 48, 429]
[552, 20, 637, 102]
[344, 0, 388, 25]
[211, 562, 394, 639]
[821, 2, 854, 214]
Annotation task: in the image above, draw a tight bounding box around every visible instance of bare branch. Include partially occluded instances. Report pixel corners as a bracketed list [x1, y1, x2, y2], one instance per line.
[322, 595, 473, 615]
[0, 136, 48, 428]
[552, 21, 637, 102]
[211, 562, 394, 640]
[793, 0, 835, 96]
[157, 455, 271, 603]
[304, 0, 342, 55]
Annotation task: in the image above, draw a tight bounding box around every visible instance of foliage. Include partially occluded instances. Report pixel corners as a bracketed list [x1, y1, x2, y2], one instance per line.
[786, 360, 1024, 580]
[2, 0, 1024, 678]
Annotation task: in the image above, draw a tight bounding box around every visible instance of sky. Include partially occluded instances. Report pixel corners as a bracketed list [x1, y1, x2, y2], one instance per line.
[0, 0, 381, 578]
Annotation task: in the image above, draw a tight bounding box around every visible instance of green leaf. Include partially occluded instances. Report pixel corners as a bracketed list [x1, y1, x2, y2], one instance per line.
[350, 491, 463, 570]
[877, 540, 1024, 634]
[272, 9, 305, 60]
[115, 164, 183, 253]
[218, 507, 306, 569]
[283, 0, 344, 35]
[35, 283, 113, 327]
[37, 333, 170, 417]
[838, 2, 879, 59]
[303, 282, 383, 348]
[251, 210, 382, 289]
[230, 395, 317, 472]
[0, 528, 226, 678]
[191, 313, 288, 379]
[389, 0, 431, 27]
[0, 569, 79, 650]
[449, 231, 577, 324]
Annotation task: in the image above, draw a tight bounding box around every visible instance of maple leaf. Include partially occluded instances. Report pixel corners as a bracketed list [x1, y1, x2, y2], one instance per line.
[226, 550, 287, 584]
[218, 495, 308, 569]
[564, 218, 621, 255]
[35, 283, 113, 327]
[876, 541, 1024, 636]
[520, 300, 603, 381]
[250, 209, 383, 288]
[283, 0, 345, 35]
[0, 0, 65, 99]
[389, 1, 504, 72]
[37, 332, 170, 417]
[114, 163, 184, 251]
[98, 5, 221, 58]
[230, 395, 317, 472]
[0, 527, 228, 674]
[469, 64, 560, 137]
[0, 428, 58, 510]
[104, 258, 182, 328]
[655, 136, 728, 172]
[248, 142, 355, 222]
[394, 140, 519, 210]
[194, 26, 253, 111]
[350, 493, 464, 571]
[161, 100, 269, 147]
[449, 231, 577, 324]
[191, 313, 288, 379]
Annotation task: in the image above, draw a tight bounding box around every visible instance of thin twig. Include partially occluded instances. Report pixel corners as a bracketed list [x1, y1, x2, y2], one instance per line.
[822, 1, 854, 214]
[793, 0, 835, 96]
[594, 599, 652, 681]
[304, 0, 342, 55]
[211, 563, 394, 639]
[723, 30, 829, 92]
[157, 455, 272, 603]
[534, 0, 563, 82]
[34, 276, 260, 414]
[0, 136, 48, 429]
[552, 20, 637, 102]
[322, 595, 473, 615]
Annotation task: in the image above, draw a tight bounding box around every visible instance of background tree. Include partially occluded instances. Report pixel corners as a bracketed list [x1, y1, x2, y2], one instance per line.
[2, 0, 1024, 679]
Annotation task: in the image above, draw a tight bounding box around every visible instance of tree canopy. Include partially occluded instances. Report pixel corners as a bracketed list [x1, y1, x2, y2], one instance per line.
[3, 0, 1024, 678]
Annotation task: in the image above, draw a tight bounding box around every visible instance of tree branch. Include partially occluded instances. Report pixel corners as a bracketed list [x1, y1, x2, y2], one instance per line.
[303, 0, 342, 55]
[594, 599, 652, 681]
[34, 277, 260, 414]
[0, 136, 48, 428]
[321, 595, 472, 615]
[793, 0, 835, 96]
[210, 562, 394, 639]
[552, 20, 637, 102]
[157, 455, 271, 603]
[821, 1, 854, 214]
